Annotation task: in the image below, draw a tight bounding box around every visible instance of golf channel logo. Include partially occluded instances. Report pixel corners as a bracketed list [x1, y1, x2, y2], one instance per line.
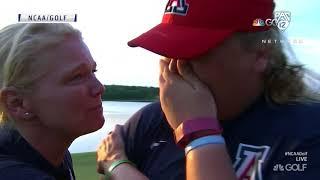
[252, 11, 291, 31]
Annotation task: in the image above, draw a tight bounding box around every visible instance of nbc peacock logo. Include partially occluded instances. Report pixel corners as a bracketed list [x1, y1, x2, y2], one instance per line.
[252, 19, 265, 27]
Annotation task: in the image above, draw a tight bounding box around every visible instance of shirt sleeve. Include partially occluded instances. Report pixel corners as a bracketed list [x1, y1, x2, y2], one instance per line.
[121, 102, 164, 165]
[121, 107, 144, 163]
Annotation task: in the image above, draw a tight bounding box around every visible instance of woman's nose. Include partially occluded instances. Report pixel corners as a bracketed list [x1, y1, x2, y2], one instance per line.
[90, 76, 105, 97]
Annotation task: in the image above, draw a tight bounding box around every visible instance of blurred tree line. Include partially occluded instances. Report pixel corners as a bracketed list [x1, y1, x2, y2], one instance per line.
[102, 85, 159, 101]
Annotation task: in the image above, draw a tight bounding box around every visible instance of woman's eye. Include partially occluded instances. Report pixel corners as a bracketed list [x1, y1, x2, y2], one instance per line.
[70, 69, 96, 82]
[72, 74, 83, 81]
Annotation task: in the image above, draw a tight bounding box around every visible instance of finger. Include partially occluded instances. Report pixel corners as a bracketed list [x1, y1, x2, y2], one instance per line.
[176, 60, 197, 89]
[98, 143, 103, 150]
[177, 60, 204, 89]
[102, 139, 108, 149]
[98, 138, 106, 149]
[169, 59, 178, 73]
[162, 64, 169, 81]
[162, 64, 181, 83]
[159, 59, 169, 75]
[159, 72, 166, 97]
[159, 60, 168, 86]
[159, 72, 165, 86]
[176, 60, 192, 77]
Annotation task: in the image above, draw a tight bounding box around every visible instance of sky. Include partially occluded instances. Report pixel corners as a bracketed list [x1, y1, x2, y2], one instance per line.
[0, 0, 319, 87]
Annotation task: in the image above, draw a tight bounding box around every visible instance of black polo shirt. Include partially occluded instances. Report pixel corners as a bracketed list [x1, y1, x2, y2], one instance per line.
[122, 98, 320, 180]
[0, 128, 75, 180]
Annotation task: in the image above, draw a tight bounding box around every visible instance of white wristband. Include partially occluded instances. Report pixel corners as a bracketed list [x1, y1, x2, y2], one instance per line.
[185, 135, 225, 155]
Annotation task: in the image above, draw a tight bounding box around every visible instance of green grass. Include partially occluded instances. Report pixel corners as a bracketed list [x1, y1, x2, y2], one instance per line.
[72, 152, 100, 180]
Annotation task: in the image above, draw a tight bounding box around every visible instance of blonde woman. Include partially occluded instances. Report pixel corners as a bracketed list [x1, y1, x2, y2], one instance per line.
[0, 23, 105, 179]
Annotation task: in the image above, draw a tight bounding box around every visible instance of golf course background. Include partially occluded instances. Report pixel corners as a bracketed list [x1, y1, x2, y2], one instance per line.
[72, 152, 100, 180]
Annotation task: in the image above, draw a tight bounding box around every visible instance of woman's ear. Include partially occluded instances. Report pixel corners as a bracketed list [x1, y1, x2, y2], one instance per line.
[0, 87, 31, 120]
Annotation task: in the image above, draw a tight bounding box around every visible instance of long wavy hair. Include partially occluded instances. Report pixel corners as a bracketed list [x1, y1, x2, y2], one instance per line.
[237, 27, 320, 104]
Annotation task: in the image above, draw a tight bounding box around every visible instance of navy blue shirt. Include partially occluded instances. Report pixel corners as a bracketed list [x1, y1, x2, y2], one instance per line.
[122, 98, 320, 180]
[0, 128, 75, 180]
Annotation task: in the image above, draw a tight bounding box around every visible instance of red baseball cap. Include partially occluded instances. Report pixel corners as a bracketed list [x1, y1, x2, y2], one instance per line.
[128, 0, 274, 59]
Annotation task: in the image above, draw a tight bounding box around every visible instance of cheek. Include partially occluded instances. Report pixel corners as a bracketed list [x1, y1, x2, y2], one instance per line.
[34, 86, 88, 122]
[56, 88, 88, 118]
[190, 63, 208, 81]
[191, 61, 225, 85]
[190, 61, 241, 99]
[63, 90, 86, 106]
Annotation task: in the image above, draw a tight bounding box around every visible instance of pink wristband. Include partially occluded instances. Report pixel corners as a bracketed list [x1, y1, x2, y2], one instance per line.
[174, 117, 223, 148]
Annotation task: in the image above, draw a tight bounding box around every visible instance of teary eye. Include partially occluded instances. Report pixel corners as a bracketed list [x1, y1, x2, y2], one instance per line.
[72, 73, 84, 81]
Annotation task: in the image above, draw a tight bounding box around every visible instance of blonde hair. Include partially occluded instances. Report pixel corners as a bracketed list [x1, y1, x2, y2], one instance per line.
[237, 27, 320, 104]
[0, 23, 82, 126]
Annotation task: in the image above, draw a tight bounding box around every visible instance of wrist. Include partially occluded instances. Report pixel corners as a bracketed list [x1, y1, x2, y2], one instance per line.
[104, 154, 128, 169]
[103, 159, 135, 180]
[184, 135, 225, 155]
[107, 159, 136, 173]
[174, 117, 223, 148]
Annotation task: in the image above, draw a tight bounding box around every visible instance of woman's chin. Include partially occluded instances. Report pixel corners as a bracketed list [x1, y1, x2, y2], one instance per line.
[79, 117, 105, 136]
[91, 117, 105, 132]
[95, 117, 105, 130]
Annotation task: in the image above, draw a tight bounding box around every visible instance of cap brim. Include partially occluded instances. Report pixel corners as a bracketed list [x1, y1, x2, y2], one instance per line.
[128, 23, 234, 59]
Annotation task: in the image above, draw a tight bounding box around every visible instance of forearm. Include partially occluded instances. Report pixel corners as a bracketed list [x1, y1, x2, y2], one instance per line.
[186, 144, 236, 180]
[108, 164, 149, 180]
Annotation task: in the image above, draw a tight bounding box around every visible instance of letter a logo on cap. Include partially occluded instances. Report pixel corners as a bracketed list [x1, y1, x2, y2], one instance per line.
[164, 0, 189, 16]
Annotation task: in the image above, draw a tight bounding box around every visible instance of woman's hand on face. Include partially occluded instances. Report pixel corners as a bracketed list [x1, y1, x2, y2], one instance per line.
[96, 124, 127, 174]
[159, 59, 218, 130]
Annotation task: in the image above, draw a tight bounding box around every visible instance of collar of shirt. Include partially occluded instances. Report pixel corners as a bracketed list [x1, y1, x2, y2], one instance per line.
[0, 128, 74, 179]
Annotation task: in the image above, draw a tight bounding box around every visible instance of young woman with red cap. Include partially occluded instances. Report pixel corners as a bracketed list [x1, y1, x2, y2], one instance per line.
[98, 0, 320, 179]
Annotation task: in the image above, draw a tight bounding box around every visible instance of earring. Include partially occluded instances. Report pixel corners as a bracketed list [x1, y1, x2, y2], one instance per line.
[24, 112, 31, 119]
